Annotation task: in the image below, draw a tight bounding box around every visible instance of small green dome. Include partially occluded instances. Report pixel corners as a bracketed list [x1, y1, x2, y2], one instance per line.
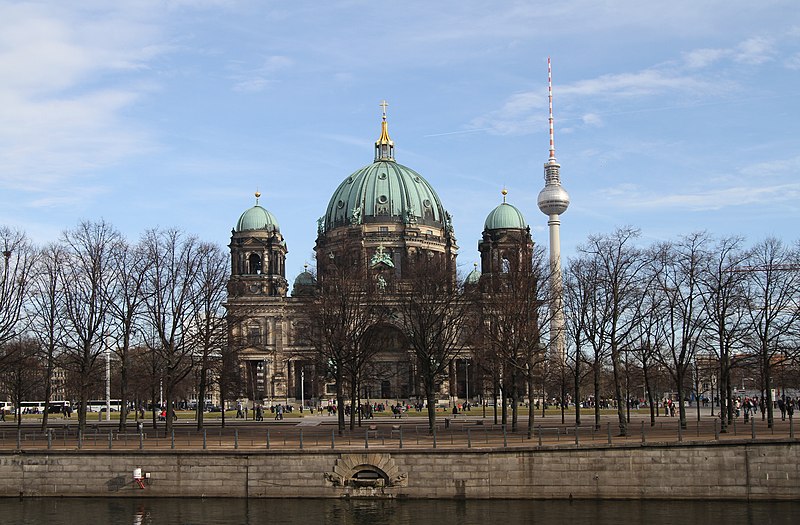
[484, 202, 527, 231]
[464, 266, 481, 285]
[236, 205, 280, 233]
[294, 270, 315, 286]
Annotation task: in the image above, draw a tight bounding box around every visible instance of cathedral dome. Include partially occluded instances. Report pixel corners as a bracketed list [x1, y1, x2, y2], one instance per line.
[235, 193, 280, 232]
[464, 263, 481, 285]
[484, 202, 527, 230]
[323, 160, 446, 231]
[322, 103, 446, 232]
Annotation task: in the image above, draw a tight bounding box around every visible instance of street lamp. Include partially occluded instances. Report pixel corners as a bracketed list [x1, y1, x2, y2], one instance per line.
[465, 359, 470, 405]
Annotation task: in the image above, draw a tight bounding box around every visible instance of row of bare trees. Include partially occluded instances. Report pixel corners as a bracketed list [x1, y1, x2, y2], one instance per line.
[563, 228, 800, 436]
[0, 222, 231, 433]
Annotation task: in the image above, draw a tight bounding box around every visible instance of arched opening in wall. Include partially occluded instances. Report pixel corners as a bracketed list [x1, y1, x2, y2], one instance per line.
[248, 253, 262, 274]
[349, 466, 389, 488]
[362, 323, 413, 400]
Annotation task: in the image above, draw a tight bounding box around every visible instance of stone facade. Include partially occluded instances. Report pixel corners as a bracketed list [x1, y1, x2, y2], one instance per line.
[0, 442, 797, 500]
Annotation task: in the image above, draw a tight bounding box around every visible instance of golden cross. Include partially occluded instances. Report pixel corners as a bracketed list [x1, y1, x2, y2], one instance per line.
[379, 100, 388, 120]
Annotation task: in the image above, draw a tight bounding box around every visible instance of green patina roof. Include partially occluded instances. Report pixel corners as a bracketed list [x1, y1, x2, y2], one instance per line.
[465, 267, 482, 285]
[236, 205, 280, 232]
[484, 202, 527, 231]
[294, 270, 315, 286]
[323, 160, 446, 230]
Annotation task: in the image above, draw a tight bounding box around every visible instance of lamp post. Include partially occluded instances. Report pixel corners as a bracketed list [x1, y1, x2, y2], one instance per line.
[105, 339, 111, 421]
[465, 359, 470, 405]
[301, 366, 305, 410]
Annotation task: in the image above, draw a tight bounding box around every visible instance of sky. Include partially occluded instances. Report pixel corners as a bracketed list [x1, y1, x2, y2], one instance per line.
[1, 0, 799, 284]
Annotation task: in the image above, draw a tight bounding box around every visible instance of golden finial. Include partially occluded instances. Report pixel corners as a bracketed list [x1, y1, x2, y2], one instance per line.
[303, 262, 309, 272]
[255, 190, 261, 205]
[375, 99, 395, 161]
[473, 262, 478, 269]
[501, 187, 508, 203]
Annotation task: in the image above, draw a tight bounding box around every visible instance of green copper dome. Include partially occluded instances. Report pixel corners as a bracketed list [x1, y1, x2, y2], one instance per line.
[323, 160, 446, 230]
[464, 265, 481, 285]
[236, 205, 280, 232]
[484, 202, 527, 231]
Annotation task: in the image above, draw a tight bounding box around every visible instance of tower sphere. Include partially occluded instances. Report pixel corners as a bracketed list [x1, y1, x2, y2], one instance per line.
[537, 182, 570, 216]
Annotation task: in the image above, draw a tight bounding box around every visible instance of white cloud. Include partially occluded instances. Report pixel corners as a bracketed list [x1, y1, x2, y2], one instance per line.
[734, 37, 775, 64]
[0, 3, 166, 198]
[229, 55, 293, 93]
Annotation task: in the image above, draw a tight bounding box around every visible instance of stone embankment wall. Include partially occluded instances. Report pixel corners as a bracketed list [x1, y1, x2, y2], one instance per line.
[0, 441, 796, 500]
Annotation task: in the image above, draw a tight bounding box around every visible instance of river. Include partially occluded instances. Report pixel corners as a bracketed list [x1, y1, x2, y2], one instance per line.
[0, 498, 796, 524]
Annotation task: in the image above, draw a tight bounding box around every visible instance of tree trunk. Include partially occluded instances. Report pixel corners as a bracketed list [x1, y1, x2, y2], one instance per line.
[593, 361, 601, 430]
[197, 366, 208, 430]
[610, 347, 627, 436]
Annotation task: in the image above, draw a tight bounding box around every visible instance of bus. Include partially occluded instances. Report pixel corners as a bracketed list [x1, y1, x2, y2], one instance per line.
[18, 401, 71, 414]
[86, 399, 122, 412]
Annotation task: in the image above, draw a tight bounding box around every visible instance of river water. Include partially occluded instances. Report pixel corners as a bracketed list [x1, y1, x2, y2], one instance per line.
[0, 498, 797, 525]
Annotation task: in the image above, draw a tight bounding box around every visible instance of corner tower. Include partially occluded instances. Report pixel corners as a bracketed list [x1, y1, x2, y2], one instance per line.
[479, 189, 533, 281]
[228, 192, 288, 298]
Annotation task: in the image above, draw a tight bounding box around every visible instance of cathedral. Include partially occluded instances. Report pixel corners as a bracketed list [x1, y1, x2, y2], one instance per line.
[225, 106, 537, 407]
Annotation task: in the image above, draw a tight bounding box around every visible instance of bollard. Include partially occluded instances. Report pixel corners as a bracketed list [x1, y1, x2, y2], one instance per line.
[266, 429, 270, 450]
[503, 425, 507, 448]
[751, 418, 756, 440]
[203, 429, 207, 450]
[171, 429, 175, 450]
[607, 423, 611, 445]
[467, 428, 471, 449]
[139, 429, 143, 450]
[300, 429, 304, 450]
[537, 425, 542, 447]
[714, 419, 719, 441]
[399, 427, 403, 449]
[365, 429, 369, 449]
[641, 421, 645, 444]
[235, 429, 239, 449]
[331, 429, 335, 449]
[109, 430, 113, 449]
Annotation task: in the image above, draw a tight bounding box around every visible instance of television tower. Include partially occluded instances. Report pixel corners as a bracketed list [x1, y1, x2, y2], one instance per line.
[537, 57, 570, 361]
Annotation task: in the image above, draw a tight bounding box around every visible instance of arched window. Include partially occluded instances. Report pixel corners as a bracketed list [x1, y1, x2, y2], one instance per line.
[248, 253, 262, 274]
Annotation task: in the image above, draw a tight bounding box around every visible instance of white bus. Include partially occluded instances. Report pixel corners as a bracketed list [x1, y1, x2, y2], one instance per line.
[18, 400, 71, 414]
[86, 399, 122, 412]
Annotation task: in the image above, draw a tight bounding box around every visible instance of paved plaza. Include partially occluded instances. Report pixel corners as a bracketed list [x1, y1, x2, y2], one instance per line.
[1, 408, 796, 451]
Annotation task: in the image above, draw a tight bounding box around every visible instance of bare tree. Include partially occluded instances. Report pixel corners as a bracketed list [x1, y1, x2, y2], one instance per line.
[481, 247, 550, 436]
[563, 256, 598, 426]
[190, 242, 228, 430]
[698, 236, 749, 432]
[303, 257, 384, 434]
[141, 228, 206, 435]
[742, 238, 800, 429]
[578, 227, 647, 436]
[397, 254, 476, 433]
[107, 238, 151, 431]
[1, 338, 45, 428]
[59, 220, 121, 432]
[649, 233, 710, 430]
[0, 227, 35, 348]
[28, 243, 66, 430]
